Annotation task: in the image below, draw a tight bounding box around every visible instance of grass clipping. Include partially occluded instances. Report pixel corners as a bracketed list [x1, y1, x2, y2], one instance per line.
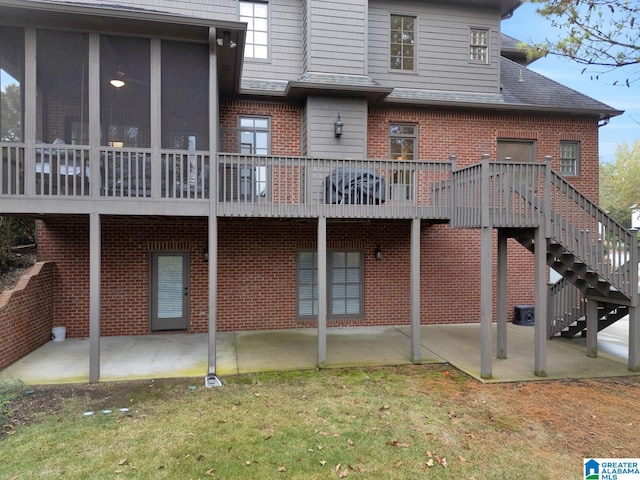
[1, 365, 640, 479]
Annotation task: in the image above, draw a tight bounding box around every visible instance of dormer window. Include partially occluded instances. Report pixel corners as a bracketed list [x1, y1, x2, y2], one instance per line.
[470, 28, 489, 64]
[390, 14, 415, 72]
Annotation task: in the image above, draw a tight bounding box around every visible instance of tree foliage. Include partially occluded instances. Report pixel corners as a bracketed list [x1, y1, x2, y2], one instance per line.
[0, 217, 35, 272]
[529, 0, 640, 84]
[599, 140, 640, 226]
[1, 83, 22, 142]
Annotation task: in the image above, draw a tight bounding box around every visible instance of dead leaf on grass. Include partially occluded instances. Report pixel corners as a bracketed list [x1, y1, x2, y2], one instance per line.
[338, 468, 349, 478]
[205, 468, 215, 476]
[277, 466, 286, 472]
[118, 459, 128, 466]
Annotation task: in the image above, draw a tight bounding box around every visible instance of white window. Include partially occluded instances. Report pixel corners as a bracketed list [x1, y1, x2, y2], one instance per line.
[297, 251, 364, 319]
[470, 28, 489, 64]
[240, 1, 268, 60]
[559, 141, 579, 176]
[390, 15, 416, 71]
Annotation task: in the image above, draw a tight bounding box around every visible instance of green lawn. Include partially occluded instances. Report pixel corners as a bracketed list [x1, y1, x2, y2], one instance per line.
[2, 365, 636, 479]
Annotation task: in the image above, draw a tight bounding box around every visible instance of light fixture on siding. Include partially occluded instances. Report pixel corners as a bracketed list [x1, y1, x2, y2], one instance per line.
[334, 112, 344, 138]
[216, 31, 237, 49]
[374, 245, 382, 261]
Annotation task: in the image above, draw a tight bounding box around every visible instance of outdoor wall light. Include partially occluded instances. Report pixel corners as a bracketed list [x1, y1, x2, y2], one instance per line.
[334, 112, 344, 138]
[216, 31, 237, 49]
[374, 245, 382, 261]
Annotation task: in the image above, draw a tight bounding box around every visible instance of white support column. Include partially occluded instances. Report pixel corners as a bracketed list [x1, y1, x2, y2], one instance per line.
[410, 218, 421, 363]
[585, 299, 599, 358]
[89, 212, 101, 383]
[496, 230, 508, 359]
[534, 226, 547, 376]
[317, 217, 327, 369]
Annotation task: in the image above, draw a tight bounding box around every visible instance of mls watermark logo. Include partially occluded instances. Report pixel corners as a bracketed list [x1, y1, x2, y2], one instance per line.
[584, 459, 640, 480]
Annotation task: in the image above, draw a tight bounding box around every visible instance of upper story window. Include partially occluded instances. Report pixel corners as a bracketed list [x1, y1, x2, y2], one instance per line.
[390, 14, 416, 72]
[240, 1, 268, 60]
[469, 28, 489, 64]
[559, 141, 579, 176]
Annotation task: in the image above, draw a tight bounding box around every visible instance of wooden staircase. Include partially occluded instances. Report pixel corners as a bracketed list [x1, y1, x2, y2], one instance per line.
[513, 230, 634, 338]
[449, 156, 638, 341]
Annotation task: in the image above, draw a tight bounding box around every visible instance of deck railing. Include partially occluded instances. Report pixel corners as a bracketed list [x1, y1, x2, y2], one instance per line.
[216, 154, 453, 219]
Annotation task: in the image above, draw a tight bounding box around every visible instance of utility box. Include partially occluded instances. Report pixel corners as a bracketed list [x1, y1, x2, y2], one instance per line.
[514, 305, 535, 326]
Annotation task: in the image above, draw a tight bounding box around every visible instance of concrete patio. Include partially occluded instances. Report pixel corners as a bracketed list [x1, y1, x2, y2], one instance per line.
[3, 323, 638, 385]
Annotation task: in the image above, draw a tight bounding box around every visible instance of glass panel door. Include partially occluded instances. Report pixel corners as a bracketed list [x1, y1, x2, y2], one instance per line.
[150, 252, 189, 331]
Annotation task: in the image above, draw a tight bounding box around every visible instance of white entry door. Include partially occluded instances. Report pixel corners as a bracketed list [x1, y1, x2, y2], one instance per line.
[150, 252, 189, 331]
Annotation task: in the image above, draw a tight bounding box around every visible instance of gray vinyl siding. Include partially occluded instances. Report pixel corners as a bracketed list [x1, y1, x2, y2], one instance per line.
[305, 0, 367, 75]
[242, 0, 305, 79]
[303, 97, 368, 204]
[368, 0, 501, 93]
[304, 97, 367, 158]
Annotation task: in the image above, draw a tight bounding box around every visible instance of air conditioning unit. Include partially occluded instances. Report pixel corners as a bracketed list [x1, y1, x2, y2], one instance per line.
[514, 305, 535, 326]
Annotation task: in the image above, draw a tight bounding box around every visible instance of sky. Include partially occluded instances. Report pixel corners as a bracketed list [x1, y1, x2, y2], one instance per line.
[501, 1, 640, 163]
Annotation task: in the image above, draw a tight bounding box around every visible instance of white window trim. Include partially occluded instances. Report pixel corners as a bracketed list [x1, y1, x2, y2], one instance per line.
[559, 141, 579, 176]
[389, 12, 418, 73]
[469, 27, 490, 65]
[239, 0, 270, 62]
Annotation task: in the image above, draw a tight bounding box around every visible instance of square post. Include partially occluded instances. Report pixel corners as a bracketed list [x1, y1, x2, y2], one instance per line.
[317, 216, 327, 368]
[89, 212, 101, 383]
[534, 226, 547, 376]
[480, 154, 493, 379]
[629, 230, 640, 371]
[410, 218, 421, 363]
[497, 230, 508, 359]
[585, 298, 599, 358]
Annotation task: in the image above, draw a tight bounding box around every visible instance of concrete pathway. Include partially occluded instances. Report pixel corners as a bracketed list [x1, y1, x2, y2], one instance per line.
[2, 324, 637, 385]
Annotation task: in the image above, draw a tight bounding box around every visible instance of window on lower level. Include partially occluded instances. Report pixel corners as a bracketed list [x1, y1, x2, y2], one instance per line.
[297, 251, 364, 319]
[390, 14, 416, 71]
[470, 28, 489, 64]
[559, 141, 579, 176]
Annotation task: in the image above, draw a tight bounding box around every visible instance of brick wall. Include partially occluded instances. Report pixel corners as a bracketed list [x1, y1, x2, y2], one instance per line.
[368, 107, 600, 201]
[0, 262, 58, 370]
[36, 216, 540, 336]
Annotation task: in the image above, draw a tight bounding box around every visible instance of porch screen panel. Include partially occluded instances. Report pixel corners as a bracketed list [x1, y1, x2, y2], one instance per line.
[157, 255, 184, 318]
[0, 26, 24, 143]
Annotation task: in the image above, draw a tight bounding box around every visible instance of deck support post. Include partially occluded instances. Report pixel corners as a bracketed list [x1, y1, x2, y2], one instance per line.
[497, 230, 508, 359]
[410, 218, 421, 363]
[585, 298, 599, 358]
[534, 226, 547, 376]
[207, 215, 218, 375]
[89, 212, 101, 383]
[317, 216, 327, 369]
[480, 226, 493, 379]
[480, 155, 493, 379]
[629, 230, 640, 371]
